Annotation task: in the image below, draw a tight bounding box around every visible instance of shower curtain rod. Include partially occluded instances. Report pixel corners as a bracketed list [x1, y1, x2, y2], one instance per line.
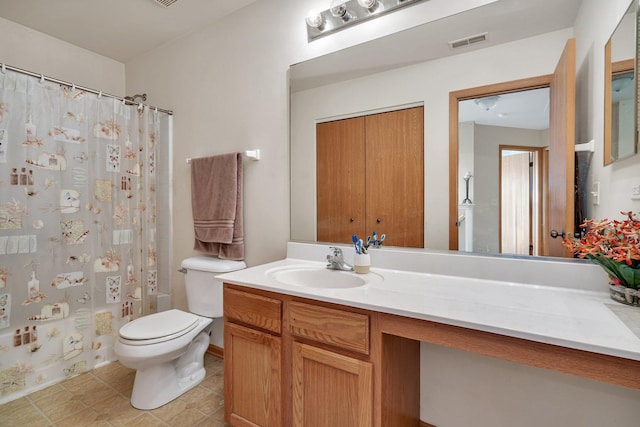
[1, 63, 173, 115]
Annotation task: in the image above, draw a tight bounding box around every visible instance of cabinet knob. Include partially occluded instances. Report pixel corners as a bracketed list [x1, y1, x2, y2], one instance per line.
[350, 217, 355, 222]
[376, 218, 382, 224]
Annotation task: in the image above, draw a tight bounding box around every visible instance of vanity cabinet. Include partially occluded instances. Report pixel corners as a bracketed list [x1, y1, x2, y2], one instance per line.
[223, 284, 400, 427]
[292, 342, 372, 427]
[223, 287, 282, 426]
[316, 106, 424, 247]
[289, 301, 373, 427]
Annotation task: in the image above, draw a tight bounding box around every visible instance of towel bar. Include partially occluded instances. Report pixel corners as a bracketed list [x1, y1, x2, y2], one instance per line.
[186, 149, 260, 164]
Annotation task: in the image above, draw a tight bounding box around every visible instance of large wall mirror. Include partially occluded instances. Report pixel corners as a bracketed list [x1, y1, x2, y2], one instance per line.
[604, 0, 637, 165]
[290, 0, 635, 259]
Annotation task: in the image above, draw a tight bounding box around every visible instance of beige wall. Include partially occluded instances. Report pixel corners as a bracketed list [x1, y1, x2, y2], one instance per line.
[125, 0, 490, 311]
[0, 17, 124, 95]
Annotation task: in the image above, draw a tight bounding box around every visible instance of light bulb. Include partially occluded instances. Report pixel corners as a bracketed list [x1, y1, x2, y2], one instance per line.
[305, 10, 324, 29]
[357, 0, 378, 10]
[330, 0, 351, 21]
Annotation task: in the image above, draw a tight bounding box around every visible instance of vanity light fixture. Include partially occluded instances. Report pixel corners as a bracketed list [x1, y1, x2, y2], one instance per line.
[306, 0, 426, 42]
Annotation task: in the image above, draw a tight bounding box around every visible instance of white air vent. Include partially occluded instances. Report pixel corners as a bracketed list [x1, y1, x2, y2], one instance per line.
[449, 32, 488, 49]
[153, 0, 178, 7]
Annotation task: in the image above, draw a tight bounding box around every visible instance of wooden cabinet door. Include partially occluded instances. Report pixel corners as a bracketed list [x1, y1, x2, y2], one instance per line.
[316, 117, 366, 243]
[292, 342, 372, 427]
[365, 107, 424, 248]
[224, 322, 281, 427]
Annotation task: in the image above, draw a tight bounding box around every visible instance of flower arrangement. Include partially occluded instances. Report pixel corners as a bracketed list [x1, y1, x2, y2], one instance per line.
[563, 211, 640, 305]
[352, 231, 385, 254]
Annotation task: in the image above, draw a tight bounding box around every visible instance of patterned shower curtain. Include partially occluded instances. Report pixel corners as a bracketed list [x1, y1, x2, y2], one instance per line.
[0, 69, 167, 402]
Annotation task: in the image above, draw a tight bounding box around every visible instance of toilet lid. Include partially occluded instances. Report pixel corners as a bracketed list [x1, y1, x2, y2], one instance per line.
[119, 309, 199, 341]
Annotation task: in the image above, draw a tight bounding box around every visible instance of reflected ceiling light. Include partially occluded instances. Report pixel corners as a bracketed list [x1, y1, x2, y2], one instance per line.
[306, 0, 425, 42]
[612, 75, 633, 93]
[474, 95, 501, 111]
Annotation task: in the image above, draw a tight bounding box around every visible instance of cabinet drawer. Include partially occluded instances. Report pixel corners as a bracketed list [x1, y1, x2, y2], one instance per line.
[289, 301, 369, 354]
[224, 286, 282, 334]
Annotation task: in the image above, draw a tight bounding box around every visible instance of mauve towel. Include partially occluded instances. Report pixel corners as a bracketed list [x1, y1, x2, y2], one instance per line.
[190, 153, 244, 260]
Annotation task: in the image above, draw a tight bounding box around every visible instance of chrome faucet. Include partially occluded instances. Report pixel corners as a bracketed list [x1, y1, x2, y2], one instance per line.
[326, 247, 353, 271]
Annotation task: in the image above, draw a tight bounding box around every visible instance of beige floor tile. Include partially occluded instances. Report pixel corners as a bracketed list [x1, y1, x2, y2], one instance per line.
[120, 412, 167, 427]
[63, 376, 118, 407]
[107, 370, 136, 395]
[193, 414, 231, 427]
[53, 408, 111, 426]
[164, 407, 206, 427]
[92, 362, 133, 385]
[1, 356, 228, 427]
[103, 401, 146, 426]
[91, 393, 130, 413]
[149, 395, 189, 421]
[32, 388, 88, 422]
[0, 399, 51, 427]
[178, 386, 223, 416]
[26, 384, 65, 403]
[0, 397, 31, 416]
[199, 369, 224, 395]
[59, 371, 95, 389]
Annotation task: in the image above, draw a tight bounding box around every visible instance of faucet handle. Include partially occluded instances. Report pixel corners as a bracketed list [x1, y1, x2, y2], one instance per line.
[329, 246, 342, 257]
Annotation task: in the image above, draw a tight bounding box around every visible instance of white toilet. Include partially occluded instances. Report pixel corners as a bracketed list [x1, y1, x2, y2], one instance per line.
[115, 256, 246, 410]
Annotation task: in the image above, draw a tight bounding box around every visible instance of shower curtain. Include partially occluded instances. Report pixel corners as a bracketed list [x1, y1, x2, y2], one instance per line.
[0, 69, 168, 403]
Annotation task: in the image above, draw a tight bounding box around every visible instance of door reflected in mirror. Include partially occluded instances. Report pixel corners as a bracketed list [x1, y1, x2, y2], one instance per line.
[456, 88, 551, 256]
[604, 0, 637, 165]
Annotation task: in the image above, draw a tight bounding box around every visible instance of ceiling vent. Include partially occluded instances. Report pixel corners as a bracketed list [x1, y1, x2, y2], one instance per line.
[153, 0, 178, 7]
[448, 32, 488, 49]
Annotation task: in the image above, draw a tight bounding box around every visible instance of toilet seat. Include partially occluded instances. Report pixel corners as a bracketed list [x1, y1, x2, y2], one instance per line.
[119, 309, 200, 346]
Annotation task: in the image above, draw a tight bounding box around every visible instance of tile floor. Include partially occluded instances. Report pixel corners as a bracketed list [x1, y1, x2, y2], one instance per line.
[0, 353, 229, 427]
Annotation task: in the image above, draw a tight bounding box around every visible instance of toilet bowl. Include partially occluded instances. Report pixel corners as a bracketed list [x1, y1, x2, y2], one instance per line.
[115, 257, 246, 410]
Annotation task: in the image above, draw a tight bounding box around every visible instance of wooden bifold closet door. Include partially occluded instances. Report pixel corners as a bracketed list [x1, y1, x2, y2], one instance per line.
[316, 107, 424, 248]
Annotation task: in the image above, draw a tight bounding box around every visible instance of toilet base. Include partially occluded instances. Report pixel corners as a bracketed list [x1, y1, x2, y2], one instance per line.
[129, 329, 210, 410]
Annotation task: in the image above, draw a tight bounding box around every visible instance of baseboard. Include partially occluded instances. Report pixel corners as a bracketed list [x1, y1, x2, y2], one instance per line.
[207, 344, 224, 359]
[420, 421, 437, 427]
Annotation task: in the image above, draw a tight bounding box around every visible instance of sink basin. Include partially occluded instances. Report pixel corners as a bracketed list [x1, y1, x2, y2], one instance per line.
[266, 265, 380, 289]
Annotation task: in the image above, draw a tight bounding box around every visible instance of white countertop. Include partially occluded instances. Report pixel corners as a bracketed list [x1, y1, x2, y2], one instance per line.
[217, 257, 640, 362]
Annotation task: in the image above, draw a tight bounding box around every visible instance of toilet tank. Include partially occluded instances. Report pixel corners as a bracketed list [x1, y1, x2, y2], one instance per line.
[181, 257, 246, 318]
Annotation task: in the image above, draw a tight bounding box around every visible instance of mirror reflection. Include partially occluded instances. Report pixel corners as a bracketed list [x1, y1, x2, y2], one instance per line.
[604, 0, 637, 165]
[290, 0, 631, 259]
[457, 88, 550, 256]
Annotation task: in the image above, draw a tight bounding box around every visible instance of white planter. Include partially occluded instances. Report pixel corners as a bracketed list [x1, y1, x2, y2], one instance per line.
[353, 253, 371, 274]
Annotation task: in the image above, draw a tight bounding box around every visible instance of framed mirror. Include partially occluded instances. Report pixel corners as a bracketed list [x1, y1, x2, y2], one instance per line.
[604, 0, 637, 165]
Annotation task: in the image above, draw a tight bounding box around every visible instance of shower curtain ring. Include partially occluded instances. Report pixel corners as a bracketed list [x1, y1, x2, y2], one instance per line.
[1, 64, 6, 74]
[39, 74, 44, 84]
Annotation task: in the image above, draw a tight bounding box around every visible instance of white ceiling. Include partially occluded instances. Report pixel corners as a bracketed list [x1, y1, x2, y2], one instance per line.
[0, 0, 258, 62]
[459, 88, 551, 130]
